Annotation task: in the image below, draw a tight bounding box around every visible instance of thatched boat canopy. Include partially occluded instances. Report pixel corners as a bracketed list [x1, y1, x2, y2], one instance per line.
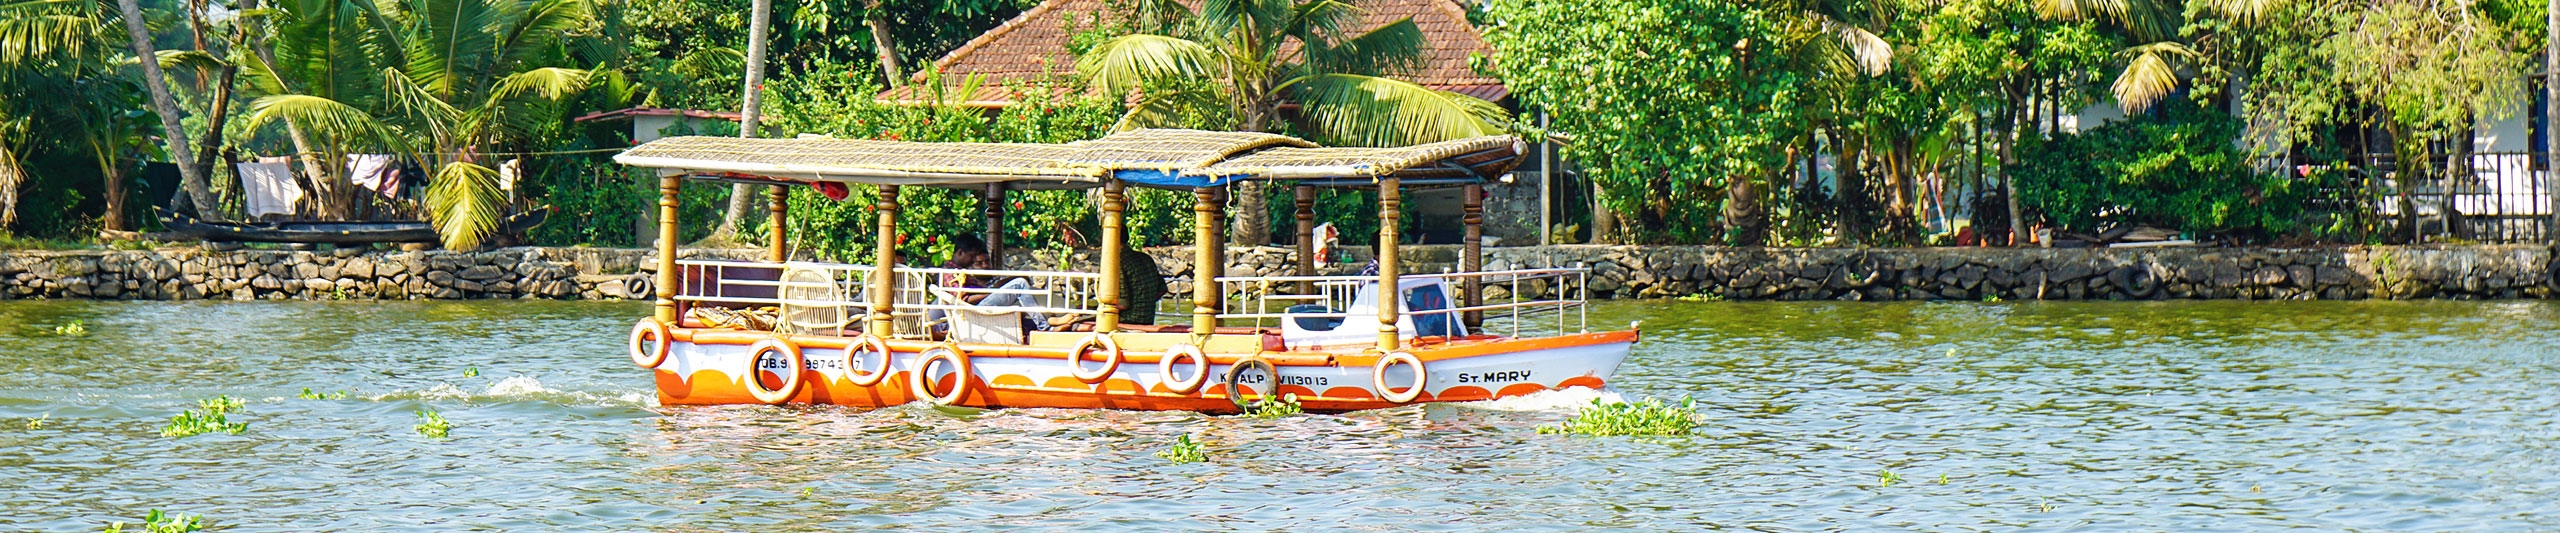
[612, 128, 1522, 189]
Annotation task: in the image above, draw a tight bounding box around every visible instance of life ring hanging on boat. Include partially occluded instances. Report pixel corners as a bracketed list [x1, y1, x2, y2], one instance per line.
[1069, 333, 1123, 384]
[1224, 356, 1280, 410]
[909, 343, 973, 406]
[628, 318, 671, 369]
[1158, 344, 1210, 395]
[842, 333, 893, 387]
[744, 336, 807, 405]
[1372, 351, 1427, 404]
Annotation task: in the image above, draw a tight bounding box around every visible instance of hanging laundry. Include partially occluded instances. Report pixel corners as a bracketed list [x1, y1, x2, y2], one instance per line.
[499, 158, 523, 191]
[237, 161, 302, 218]
[346, 154, 399, 199]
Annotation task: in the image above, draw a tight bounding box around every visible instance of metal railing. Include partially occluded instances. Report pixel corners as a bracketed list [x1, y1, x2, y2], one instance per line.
[2267, 152, 2558, 243]
[673, 259, 1099, 339]
[1212, 266, 1593, 340]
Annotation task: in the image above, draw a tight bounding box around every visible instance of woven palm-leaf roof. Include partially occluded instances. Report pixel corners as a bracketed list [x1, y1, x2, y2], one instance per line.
[612, 128, 1517, 188]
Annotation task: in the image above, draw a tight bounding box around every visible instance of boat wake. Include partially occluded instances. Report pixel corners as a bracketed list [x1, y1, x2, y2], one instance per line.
[388, 376, 656, 408]
[1458, 387, 1625, 412]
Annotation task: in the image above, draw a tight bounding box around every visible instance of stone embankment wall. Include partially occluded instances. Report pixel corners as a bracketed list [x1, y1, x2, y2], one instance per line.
[3, 244, 2553, 301]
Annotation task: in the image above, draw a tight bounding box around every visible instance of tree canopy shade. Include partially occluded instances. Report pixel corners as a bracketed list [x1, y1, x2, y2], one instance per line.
[1481, 0, 1804, 243]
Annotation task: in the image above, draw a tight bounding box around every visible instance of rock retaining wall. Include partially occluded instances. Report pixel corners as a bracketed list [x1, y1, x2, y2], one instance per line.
[4, 244, 2553, 301]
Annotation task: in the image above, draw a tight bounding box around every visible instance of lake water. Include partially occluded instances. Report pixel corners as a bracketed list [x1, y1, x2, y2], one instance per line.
[2, 299, 2554, 530]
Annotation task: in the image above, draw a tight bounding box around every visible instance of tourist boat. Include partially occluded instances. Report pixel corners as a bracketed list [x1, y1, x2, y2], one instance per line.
[612, 129, 1636, 413]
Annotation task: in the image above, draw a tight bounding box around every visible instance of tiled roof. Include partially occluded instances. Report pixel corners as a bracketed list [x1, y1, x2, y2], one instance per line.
[876, 0, 1505, 107]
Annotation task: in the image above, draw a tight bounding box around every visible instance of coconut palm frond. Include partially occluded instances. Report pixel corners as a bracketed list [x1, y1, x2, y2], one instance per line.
[1276, 0, 1358, 45]
[2111, 45, 2189, 114]
[243, 94, 403, 151]
[381, 66, 459, 139]
[1077, 34, 1219, 97]
[426, 160, 502, 250]
[0, 0, 107, 66]
[150, 49, 226, 70]
[495, 0, 590, 67]
[406, 0, 503, 99]
[1112, 86, 1226, 132]
[670, 47, 742, 78]
[490, 66, 590, 101]
[1306, 17, 1421, 78]
[2205, 0, 2284, 26]
[1824, 16, 1890, 76]
[1285, 73, 1509, 147]
[2036, 0, 2173, 42]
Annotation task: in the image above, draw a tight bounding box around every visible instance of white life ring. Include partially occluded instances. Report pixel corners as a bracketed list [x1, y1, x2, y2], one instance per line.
[842, 333, 893, 387]
[1068, 333, 1122, 384]
[628, 318, 671, 369]
[1157, 344, 1210, 395]
[1224, 356, 1279, 410]
[744, 336, 806, 405]
[1372, 351, 1427, 404]
[908, 343, 973, 406]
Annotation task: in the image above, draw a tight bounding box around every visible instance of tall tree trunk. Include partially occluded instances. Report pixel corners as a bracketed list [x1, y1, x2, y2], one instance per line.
[117, 0, 209, 226]
[1589, 180, 1615, 244]
[708, 0, 774, 244]
[1228, 98, 1274, 246]
[1829, 127, 1865, 242]
[1886, 135, 1914, 241]
[865, 0, 904, 86]
[0, 140, 23, 229]
[1722, 165, 1760, 245]
[177, 65, 236, 219]
[96, 148, 126, 231]
[2003, 83, 2026, 247]
[2447, 116, 2472, 240]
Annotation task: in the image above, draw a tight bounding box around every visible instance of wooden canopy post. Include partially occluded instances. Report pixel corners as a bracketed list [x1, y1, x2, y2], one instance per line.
[1192, 185, 1224, 339]
[983, 183, 1006, 267]
[1462, 183, 1484, 327]
[654, 174, 683, 324]
[870, 185, 901, 337]
[766, 186, 788, 262]
[1098, 179, 1126, 333]
[1294, 184, 1316, 296]
[1378, 177, 1402, 349]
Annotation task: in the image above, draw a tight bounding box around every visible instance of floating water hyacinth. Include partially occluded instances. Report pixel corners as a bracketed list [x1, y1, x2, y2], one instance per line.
[1239, 393, 1303, 419]
[160, 396, 246, 438]
[415, 409, 452, 438]
[1155, 434, 1207, 464]
[100, 509, 202, 533]
[54, 320, 88, 337]
[1538, 397, 1699, 436]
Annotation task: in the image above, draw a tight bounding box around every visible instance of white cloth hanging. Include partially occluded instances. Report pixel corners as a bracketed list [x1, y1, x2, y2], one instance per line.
[346, 154, 398, 198]
[498, 158, 522, 191]
[237, 161, 302, 217]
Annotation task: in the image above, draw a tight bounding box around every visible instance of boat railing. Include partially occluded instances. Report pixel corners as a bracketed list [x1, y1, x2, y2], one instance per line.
[673, 259, 1099, 339]
[1212, 266, 1592, 338]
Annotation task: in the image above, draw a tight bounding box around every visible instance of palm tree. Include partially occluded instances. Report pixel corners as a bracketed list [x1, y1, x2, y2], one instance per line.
[1076, 0, 1514, 244]
[240, 0, 602, 249]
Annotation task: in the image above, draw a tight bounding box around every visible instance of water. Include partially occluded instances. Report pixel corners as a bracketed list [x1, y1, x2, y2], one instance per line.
[3, 299, 2556, 530]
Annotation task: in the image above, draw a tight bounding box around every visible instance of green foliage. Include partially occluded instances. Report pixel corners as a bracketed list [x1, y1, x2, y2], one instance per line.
[414, 408, 452, 438]
[53, 319, 88, 336]
[1537, 397, 1698, 437]
[1154, 433, 1207, 463]
[100, 509, 203, 533]
[1482, 0, 1802, 243]
[2015, 101, 2313, 237]
[297, 387, 349, 400]
[160, 396, 247, 438]
[1238, 392, 1303, 419]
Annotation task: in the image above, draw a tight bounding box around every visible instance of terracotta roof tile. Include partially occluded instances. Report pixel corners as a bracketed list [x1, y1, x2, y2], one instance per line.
[878, 0, 1503, 106]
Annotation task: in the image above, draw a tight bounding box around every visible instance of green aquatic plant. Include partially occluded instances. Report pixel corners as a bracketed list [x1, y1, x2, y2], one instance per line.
[1938, 473, 1951, 485]
[1155, 434, 1207, 464]
[1676, 291, 1724, 302]
[1240, 393, 1303, 419]
[415, 409, 452, 438]
[1878, 470, 1902, 487]
[297, 388, 349, 400]
[27, 414, 50, 429]
[54, 320, 89, 337]
[160, 396, 247, 438]
[1537, 398, 1699, 436]
[100, 509, 202, 533]
[462, 367, 479, 378]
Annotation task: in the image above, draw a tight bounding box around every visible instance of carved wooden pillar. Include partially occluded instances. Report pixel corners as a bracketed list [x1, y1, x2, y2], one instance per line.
[1463, 183, 1484, 327]
[766, 186, 788, 262]
[1377, 177, 1402, 349]
[1293, 184, 1316, 295]
[983, 183, 1005, 268]
[870, 185, 901, 337]
[1192, 185, 1224, 339]
[654, 174, 682, 324]
[1099, 179, 1125, 333]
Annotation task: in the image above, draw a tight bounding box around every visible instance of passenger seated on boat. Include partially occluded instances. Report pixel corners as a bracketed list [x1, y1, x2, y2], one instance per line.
[926, 235, 1048, 339]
